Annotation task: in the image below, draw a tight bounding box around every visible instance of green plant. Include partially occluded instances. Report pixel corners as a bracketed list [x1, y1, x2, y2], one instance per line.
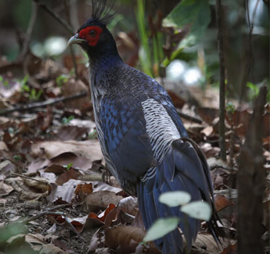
[135, 1, 166, 77]
[56, 74, 69, 87]
[88, 129, 98, 139]
[19, 75, 42, 101]
[246, 82, 260, 100]
[63, 163, 73, 171]
[13, 155, 22, 161]
[30, 89, 43, 101]
[162, 0, 211, 67]
[20, 75, 30, 92]
[226, 102, 236, 114]
[135, 0, 153, 77]
[62, 115, 74, 125]
[0, 75, 9, 87]
[143, 191, 211, 242]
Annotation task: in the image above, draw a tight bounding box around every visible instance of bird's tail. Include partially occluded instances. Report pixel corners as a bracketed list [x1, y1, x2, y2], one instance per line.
[138, 138, 219, 254]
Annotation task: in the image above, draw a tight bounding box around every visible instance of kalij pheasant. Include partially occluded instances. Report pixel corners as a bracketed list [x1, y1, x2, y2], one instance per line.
[68, 2, 219, 253]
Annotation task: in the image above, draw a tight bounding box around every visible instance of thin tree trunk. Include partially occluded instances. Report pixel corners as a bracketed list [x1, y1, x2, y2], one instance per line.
[237, 86, 266, 254]
[215, 0, 226, 161]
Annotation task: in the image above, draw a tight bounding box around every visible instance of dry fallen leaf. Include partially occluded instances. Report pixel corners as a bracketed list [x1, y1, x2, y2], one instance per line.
[84, 190, 122, 212]
[47, 178, 122, 204]
[197, 107, 219, 125]
[56, 168, 81, 186]
[104, 225, 159, 254]
[30, 140, 103, 171]
[214, 194, 233, 212]
[31, 140, 101, 159]
[62, 78, 89, 109]
[5, 176, 51, 201]
[57, 126, 89, 141]
[75, 182, 93, 202]
[0, 181, 14, 196]
[194, 232, 235, 253]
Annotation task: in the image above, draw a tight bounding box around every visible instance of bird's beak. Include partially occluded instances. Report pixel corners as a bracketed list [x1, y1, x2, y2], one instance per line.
[68, 33, 86, 46]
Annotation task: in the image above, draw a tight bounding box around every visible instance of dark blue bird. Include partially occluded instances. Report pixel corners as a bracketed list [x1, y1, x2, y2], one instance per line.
[68, 1, 219, 253]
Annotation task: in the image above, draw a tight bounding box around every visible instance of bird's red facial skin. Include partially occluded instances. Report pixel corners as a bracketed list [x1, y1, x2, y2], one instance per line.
[79, 26, 103, 46]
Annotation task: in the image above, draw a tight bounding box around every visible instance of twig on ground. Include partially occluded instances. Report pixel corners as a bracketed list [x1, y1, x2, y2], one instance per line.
[21, 204, 70, 224]
[11, 173, 50, 185]
[22, 204, 84, 241]
[22, 211, 65, 224]
[0, 91, 87, 116]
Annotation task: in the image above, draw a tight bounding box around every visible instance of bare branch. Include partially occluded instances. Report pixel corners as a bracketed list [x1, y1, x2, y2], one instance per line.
[215, 0, 227, 161]
[33, 0, 74, 35]
[64, 0, 79, 80]
[18, 1, 38, 60]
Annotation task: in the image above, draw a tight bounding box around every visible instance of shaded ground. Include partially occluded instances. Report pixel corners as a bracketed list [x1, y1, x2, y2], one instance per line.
[0, 55, 269, 254]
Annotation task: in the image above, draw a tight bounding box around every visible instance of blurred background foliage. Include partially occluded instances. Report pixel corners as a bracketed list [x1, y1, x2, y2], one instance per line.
[0, 0, 269, 101]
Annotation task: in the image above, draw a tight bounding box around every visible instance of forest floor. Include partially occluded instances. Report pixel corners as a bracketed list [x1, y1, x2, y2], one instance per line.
[0, 55, 269, 254]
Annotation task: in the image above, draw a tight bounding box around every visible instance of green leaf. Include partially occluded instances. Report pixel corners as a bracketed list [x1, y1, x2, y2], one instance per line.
[226, 102, 236, 114]
[88, 129, 97, 139]
[163, 0, 211, 47]
[180, 201, 212, 221]
[21, 74, 29, 86]
[135, 0, 153, 77]
[36, 90, 43, 100]
[162, 46, 184, 67]
[56, 74, 69, 87]
[13, 155, 22, 161]
[246, 82, 259, 95]
[159, 191, 191, 207]
[64, 163, 73, 171]
[143, 217, 179, 242]
[3, 80, 9, 87]
[62, 115, 74, 125]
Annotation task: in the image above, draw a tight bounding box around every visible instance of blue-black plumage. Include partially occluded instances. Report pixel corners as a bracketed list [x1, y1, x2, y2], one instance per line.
[68, 1, 220, 253]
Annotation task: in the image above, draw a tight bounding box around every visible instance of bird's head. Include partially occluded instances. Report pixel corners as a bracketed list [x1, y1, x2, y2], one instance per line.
[68, 0, 118, 57]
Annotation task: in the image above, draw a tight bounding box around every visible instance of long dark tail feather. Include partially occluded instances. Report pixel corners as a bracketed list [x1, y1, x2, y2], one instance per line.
[138, 138, 220, 254]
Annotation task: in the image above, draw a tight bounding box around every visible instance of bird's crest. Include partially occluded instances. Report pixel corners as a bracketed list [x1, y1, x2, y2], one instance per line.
[90, 0, 116, 25]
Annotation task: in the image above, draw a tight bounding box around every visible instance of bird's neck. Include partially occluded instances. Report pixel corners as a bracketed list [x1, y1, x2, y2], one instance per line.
[89, 52, 123, 74]
[88, 49, 123, 98]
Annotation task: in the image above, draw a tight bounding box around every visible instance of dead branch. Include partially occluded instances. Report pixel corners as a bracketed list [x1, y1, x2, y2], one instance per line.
[64, 0, 79, 80]
[237, 86, 267, 254]
[239, 0, 260, 101]
[215, 0, 227, 161]
[33, 0, 74, 35]
[0, 91, 87, 116]
[18, 2, 38, 61]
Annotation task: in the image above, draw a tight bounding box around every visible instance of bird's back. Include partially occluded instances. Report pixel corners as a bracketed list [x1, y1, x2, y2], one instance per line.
[90, 63, 188, 194]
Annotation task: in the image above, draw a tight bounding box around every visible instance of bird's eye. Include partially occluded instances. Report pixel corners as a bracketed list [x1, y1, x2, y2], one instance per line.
[89, 30, 96, 37]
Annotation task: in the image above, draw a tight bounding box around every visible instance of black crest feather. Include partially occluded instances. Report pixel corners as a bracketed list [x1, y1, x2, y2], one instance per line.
[91, 0, 116, 25]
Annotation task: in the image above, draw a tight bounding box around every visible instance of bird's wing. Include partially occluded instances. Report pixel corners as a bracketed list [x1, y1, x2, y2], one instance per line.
[150, 79, 189, 137]
[99, 94, 155, 184]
